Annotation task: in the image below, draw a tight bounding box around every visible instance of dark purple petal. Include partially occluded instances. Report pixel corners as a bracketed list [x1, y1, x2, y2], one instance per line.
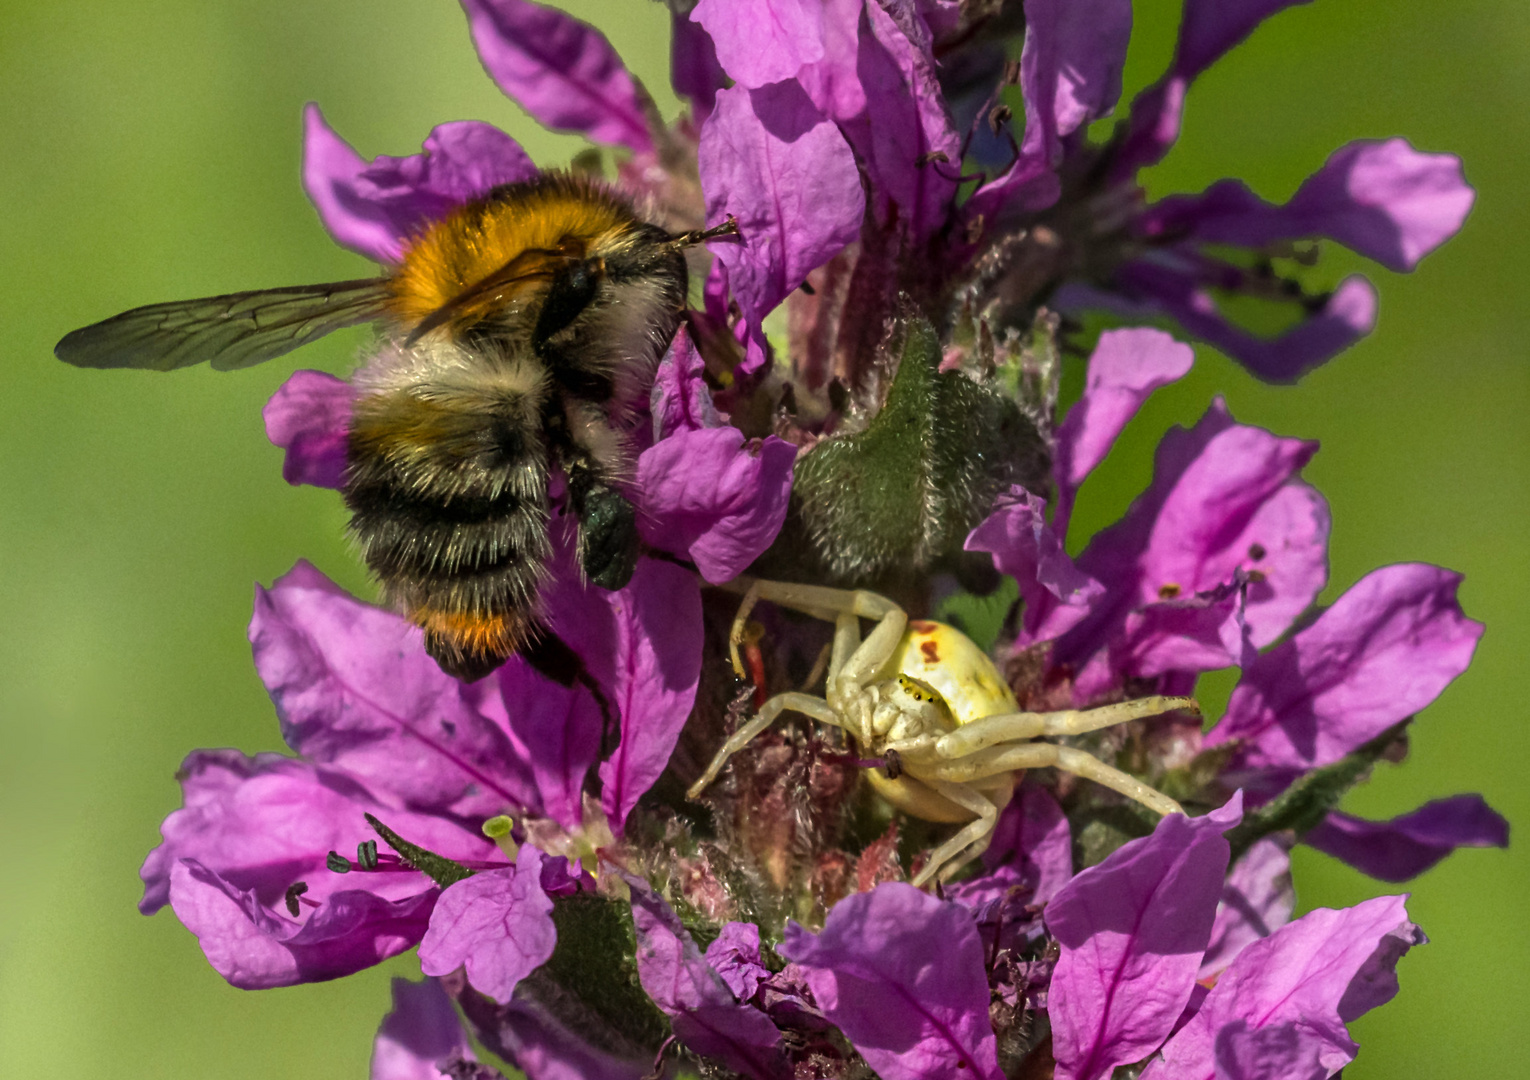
[1115, 0, 1311, 174]
[1046, 797, 1242, 1080]
[544, 559, 702, 831]
[140, 749, 491, 918]
[461, 0, 652, 153]
[649, 326, 722, 441]
[1207, 563, 1483, 773]
[251, 561, 539, 816]
[699, 81, 864, 328]
[371, 977, 476, 1080]
[706, 921, 770, 1002]
[1019, 0, 1134, 165]
[779, 883, 1003, 1080]
[670, 8, 728, 121]
[1144, 895, 1423, 1080]
[965, 487, 1103, 641]
[1141, 140, 1473, 273]
[636, 427, 796, 583]
[948, 785, 1072, 909]
[419, 848, 556, 1004]
[1302, 795, 1510, 883]
[302, 105, 536, 263]
[1057, 400, 1321, 669]
[690, 0, 826, 89]
[1199, 838, 1294, 979]
[1053, 328, 1195, 527]
[170, 857, 438, 990]
[264, 370, 354, 490]
[1067, 266, 1378, 384]
[630, 881, 788, 1080]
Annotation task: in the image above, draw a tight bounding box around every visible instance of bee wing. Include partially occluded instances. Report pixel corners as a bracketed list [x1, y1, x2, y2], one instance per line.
[54, 278, 391, 372]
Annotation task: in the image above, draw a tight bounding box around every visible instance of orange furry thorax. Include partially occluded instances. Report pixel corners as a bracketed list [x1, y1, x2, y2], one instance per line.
[386, 176, 638, 331]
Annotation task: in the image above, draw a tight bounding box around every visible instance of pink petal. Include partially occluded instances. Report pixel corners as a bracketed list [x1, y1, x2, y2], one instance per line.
[302, 105, 535, 263]
[699, 81, 865, 328]
[1207, 563, 1483, 772]
[1199, 838, 1294, 979]
[1047, 797, 1243, 1080]
[780, 884, 1003, 1080]
[419, 848, 556, 1004]
[630, 882, 787, 1079]
[965, 487, 1104, 641]
[1141, 139, 1474, 273]
[1144, 895, 1423, 1080]
[637, 427, 797, 583]
[1053, 327, 1195, 528]
[461, 0, 653, 152]
[370, 977, 476, 1080]
[169, 855, 439, 990]
[669, 8, 727, 122]
[690, 0, 827, 89]
[263, 370, 354, 490]
[250, 561, 538, 816]
[1019, 0, 1134, 165]
[947, 785, 1073, 909]
[547, 559, 702, 832]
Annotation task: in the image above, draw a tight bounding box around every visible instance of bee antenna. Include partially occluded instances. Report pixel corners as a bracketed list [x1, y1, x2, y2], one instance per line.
[670, 215, 743, 250]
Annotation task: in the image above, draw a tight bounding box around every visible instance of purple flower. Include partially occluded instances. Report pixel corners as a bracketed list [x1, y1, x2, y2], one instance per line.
[140, 557, 694, 987]
[1142, 895, 1425, 1079]
[1199, 838, 1294, 979]
[780, 883, 1003, 1080]
[1046, 797, 1242, 1080]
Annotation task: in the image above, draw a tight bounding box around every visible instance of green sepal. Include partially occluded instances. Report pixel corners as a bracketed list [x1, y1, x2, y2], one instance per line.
[787, 308, 1050, 586]
[1224, 719, 1411, 863]
[518, 892, 672, 1057]
[364, 813, 474, 887]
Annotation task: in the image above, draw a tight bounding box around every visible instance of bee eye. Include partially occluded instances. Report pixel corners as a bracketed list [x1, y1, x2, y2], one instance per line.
[533, 256, 603, 350]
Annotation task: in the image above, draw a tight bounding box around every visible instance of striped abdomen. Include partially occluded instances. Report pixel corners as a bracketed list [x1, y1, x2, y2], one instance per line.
[344, 359, 552, 681]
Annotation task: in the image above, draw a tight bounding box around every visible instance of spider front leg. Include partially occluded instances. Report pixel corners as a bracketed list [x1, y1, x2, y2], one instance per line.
[933, 695, 1201, 759]
[686, 691, 844, 799]
[725, 579, 907, 710]
[930, 741, 1184, 817]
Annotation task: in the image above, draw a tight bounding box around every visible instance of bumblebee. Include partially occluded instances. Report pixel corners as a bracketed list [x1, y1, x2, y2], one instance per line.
[56, 174, 735, 680]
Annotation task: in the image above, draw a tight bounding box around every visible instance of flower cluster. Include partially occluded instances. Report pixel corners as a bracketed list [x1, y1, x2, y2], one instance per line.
[138, 2, 1506, 1079]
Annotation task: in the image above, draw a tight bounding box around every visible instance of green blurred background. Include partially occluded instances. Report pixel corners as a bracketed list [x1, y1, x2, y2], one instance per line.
[0, 0, 1523, 1075]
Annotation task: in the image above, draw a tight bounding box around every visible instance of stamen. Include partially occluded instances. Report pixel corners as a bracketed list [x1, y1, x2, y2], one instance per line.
[356, 839, 379, 870]
[326, 851, 351, 873]
[284, 882, 308, 916]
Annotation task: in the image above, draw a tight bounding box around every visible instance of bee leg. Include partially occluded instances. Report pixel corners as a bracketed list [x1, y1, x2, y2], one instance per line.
[566, 462, 639, 589]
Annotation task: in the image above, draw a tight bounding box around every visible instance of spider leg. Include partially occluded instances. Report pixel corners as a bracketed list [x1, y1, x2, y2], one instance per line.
[934, 696, 1200, 759]
[687, 691, 844, 799]
[910, 779, 1001, 888]
[929, 742, 1184, 817]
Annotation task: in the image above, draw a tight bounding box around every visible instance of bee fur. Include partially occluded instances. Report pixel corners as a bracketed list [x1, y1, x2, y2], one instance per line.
[349, 175, 690, 680]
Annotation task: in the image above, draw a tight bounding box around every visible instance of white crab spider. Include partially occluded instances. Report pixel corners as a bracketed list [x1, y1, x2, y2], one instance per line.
[687, 579, 1194, 888]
